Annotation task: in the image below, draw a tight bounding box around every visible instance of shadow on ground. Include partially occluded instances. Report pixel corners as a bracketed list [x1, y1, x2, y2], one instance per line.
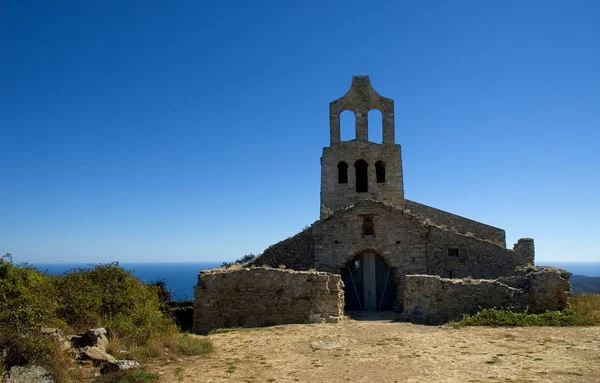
[345, 311, 400, 321]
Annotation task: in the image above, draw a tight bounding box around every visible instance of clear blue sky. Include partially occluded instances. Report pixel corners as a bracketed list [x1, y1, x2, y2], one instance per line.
[1, 0, 598, 264]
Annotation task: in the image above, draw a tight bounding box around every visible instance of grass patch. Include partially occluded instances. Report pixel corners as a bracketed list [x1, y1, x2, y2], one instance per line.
[174, 366, 184, 383]
[107, 330, 212, 363]
[96, 368, 158, 383]
[451, 294, 600, 327]
[225, 361, 237, 374]
[568, 293, 600, 324]
[450, 308, 594, 327]
[171, 333, 213, 356]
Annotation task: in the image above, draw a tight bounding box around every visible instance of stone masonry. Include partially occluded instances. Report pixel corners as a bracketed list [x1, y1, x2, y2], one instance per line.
[193, 267, 344, 334]
[196, 76, 567, 331]
[403, 266, 572, 324]
[321, 76, 405, 214]
[405, 200, 506, 246]
[254, 199, 533, 311]
[249, 76, 550, 316]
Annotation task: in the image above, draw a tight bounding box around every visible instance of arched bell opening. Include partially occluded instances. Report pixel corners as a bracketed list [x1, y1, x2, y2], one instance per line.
[340, 252, 396, 311]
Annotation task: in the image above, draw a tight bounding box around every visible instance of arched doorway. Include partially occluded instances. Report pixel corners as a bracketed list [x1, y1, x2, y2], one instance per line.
[340, 253, 396, 311]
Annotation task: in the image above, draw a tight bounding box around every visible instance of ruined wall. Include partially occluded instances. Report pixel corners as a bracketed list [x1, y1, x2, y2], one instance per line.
[403, 267, 571, 324]
[512, 238, 535, 265]
[252, 228, 315, 270]
[193, 268, 344, 334]
[403, 275, 518, 324]
[497, 266, 571, 313]
[405, 199, 506, 246]
[425, 227, 531, 279]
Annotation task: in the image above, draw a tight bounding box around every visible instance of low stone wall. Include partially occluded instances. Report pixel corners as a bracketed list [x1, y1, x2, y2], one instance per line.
[403, 267, 571, 324]
[497, 266, 572, 313]
[192, 267, 344, 334]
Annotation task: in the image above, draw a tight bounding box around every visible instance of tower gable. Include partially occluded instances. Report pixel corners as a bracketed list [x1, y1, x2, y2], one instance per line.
[329, 76, 395, 145]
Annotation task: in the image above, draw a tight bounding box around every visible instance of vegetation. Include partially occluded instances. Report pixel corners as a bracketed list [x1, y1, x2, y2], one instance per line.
[568, 293, 600, 323]
[0, 253, 212, 382]
[450, 294, 600, 327]
[96, 368, 159, 383]
[320, 204, 334, 219]
[221, 253, 257, 268]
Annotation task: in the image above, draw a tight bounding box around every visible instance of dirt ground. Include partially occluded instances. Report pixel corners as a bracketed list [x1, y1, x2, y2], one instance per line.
[150, 317, 600, 383]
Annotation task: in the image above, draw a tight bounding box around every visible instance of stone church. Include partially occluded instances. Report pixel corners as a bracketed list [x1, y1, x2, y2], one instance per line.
[252, 76, 535, 312]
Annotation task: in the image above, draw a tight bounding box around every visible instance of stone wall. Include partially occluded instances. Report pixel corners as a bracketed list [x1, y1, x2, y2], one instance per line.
[403, 267, 571, 324]
[405, 199, 506, 246]
[425, 226, 532, 279]
[497, 266, 571, 313]
[253, 199, 532, 313]
[512, 238, 535, 265]
[313, 200, 428, 310]
[320, 141, 405, 216]
[310, 200, 530, 310]
[192, 268, 344, 334]
[252, 228, 315, 270]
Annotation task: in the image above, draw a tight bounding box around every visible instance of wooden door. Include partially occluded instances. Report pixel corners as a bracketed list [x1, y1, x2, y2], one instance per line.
[362, 253, 377, 311]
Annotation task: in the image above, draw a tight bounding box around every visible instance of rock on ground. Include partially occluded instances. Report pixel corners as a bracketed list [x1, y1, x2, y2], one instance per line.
[2, 365, 54, 383]
[81, 346, 117, 363]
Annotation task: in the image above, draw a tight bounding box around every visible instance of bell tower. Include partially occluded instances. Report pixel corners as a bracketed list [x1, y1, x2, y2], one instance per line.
[320, 76, 405, 218]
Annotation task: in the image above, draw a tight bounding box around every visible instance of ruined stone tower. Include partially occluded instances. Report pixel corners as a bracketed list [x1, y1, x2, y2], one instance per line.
[320, 76, 405, 217]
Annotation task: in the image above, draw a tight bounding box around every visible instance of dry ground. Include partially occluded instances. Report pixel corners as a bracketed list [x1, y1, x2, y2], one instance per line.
[150, 318, 600, 383]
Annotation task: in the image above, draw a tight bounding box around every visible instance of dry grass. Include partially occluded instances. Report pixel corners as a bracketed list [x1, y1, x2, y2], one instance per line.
[148, 320, 600, 383]
[106, 331, 212, 363]
[569, 293, 600, 324]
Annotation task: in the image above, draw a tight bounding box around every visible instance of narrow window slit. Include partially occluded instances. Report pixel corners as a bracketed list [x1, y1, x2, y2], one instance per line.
[337, 162, 348, 184]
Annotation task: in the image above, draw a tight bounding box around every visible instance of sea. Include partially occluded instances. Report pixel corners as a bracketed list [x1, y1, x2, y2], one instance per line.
[33, 262, 221, 302]
[31, 261, 600, 302]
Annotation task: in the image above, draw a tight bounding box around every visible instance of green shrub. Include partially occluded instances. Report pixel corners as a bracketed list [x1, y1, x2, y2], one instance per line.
[53, 262, 174, 336]
[0, 254, 72, 379]
[450, 294, 600, 327]
[0, 254, 58, 332]
[0, 255, 212, 382]
[450, 308, 594, 327]
[96, 368, 158, 383]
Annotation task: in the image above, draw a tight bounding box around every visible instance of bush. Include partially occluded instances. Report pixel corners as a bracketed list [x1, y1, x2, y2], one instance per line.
[53, 263, 174, 335]
[0, 255, 212, 382]
[450, 308, 594, 327]
[450, 294, 600, 327]
[0, 254, 59, 332]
